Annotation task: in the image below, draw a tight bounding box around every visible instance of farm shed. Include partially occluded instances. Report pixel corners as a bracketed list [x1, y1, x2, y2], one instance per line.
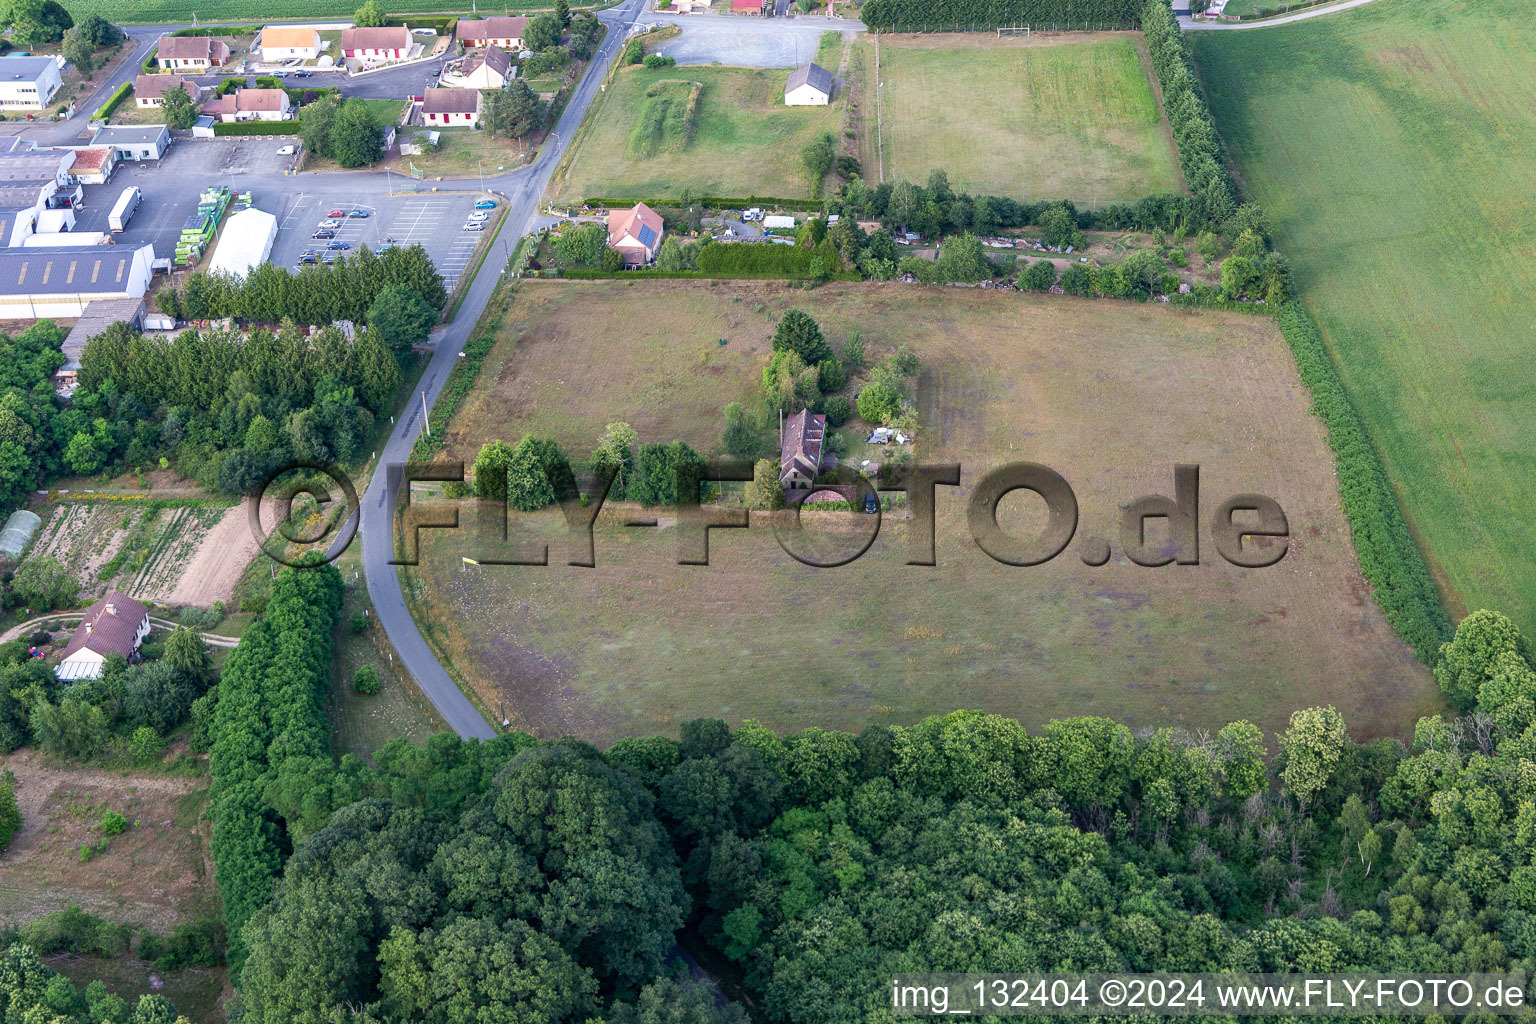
[0, 509, 40, 558]
[763, 215, 796, 230]
[784, 62, 833, 106]
[208, 207, 277, 279]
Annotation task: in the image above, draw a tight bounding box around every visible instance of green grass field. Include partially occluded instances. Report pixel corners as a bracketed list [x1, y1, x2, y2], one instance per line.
[552, 65, 844, 200]
[403, 281, 1435, 746]
[1194, 0, 1536, 639]
[868, 33, 1183, 202]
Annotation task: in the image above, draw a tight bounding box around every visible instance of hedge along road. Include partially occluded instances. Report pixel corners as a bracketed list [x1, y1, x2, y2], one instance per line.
[321, 0, 653, 740]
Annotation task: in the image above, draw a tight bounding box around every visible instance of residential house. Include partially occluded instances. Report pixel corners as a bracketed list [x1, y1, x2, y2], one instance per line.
[260, 25, 321, 62]
[0, 56, 63, 110]
[455, 16, 527, 49]
[340, 25, 412, 62]
[457, 45, 513, 90]
[779, 409, 827, 495]
[55, 591, 151, 681]
[605, 201, 664, 266]
[155, 35, 231, 71]
[206, 88, 293, 123]
[731, 0, 768, 14]
[91, 125, 172, 161]
[421, 88, 481, 127]
[65, 147, 116, 186]
[134, 73, 202, 108]
[784, 62, 833, 106]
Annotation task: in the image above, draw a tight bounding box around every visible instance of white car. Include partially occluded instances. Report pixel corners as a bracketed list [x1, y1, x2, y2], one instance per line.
[466, 211, 489, 222]
[463, 222, 485, 231]
[318, 219, 342, 229]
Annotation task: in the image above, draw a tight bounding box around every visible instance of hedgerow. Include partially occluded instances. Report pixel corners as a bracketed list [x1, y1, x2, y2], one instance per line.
[1141, 0, 1237, 226]
[211, 121, 296, 136]
[860, 0, 1141, 32]
[1276, 302, 1450, 660]
[92, 82, 132, 122]
[207, 562, 344, 973]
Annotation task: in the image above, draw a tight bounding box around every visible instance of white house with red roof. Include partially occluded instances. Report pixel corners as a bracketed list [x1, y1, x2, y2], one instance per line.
[55, 591, 150, 681]
[605, 202, 664, 266]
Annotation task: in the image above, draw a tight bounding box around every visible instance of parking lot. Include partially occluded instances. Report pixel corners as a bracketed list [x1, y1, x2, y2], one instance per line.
[270, 190, 490, 289]
[65, 137, 495, 291]
[72, 138, 295, 263]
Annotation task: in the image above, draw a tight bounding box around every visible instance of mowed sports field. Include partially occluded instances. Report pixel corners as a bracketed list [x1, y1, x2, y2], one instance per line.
[552, 65, 843, 201]
[866, 33, 1183, 201]
[401, 281, 1435, 745]
[1193, 0, 1536, 639]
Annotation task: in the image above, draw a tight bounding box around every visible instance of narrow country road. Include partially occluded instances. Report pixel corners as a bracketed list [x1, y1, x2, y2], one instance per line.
[348, 0, 650, 740]
[1180, 0, 1380, 29]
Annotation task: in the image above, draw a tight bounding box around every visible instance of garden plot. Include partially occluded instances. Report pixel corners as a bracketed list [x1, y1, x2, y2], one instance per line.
[29, 502, 252, 608]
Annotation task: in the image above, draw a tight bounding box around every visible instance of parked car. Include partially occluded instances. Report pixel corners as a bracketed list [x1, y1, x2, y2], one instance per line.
[271, 70, 287, 77]
[466, 211, 489, 222]
[346, 209, 370, 218]
[326, 209, 345, 217]
[463, 222, 484, 231]
[294, 69, 312, 78]
[327, 240, 352, 250]
[322, 254, 338, 263]
[297, 254, 317, 265]
[277, 144, 296, 156]
[474, 200, 496, 209]
[864, 492, 879, 515]
[318, 218, 342, 229]
[373, 246, 390, 256]
[312, 229, 336, 239]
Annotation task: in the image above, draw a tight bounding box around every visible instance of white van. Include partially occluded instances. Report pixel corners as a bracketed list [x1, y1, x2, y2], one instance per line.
[277, 144, 296, 156]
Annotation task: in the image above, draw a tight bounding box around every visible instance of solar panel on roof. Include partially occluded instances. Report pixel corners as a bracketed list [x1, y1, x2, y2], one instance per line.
[637, 224, 657, 248]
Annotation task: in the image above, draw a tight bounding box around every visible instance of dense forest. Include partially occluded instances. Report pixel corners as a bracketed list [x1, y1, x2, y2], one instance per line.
[15, 560, 1523, 1022]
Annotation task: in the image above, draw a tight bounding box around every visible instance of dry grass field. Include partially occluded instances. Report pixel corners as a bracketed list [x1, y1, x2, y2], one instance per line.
[861, 33, 1183, 201]
[0, 749, 217, 933]
[551, 65, 844, 201]
[402, 281, 1435, 746]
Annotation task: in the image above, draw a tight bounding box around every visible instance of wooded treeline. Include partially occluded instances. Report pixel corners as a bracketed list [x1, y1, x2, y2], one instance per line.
[164, 576, 1536, 1022]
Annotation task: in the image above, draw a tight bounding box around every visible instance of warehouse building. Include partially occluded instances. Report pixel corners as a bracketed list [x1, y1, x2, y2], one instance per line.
[0, 244, 155, 319]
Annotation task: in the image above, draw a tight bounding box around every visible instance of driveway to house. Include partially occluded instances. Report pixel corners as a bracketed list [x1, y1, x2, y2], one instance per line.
[1180, 0, 1380, 28]
[646, 12, 863, 67]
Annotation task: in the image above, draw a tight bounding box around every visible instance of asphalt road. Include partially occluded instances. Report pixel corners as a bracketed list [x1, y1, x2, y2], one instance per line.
[346, 0, 650, 740]
[1180, 0, 1380, 28]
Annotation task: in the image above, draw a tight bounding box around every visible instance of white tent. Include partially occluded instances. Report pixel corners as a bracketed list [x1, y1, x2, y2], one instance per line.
[208, 207, 278, 279]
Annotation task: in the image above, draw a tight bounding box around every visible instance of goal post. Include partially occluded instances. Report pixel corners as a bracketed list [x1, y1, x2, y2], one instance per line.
[996, 25, 1031, 37]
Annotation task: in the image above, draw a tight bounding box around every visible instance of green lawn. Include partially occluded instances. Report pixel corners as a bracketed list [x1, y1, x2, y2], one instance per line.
[869, 33, 1182, 202]
[552, 65, 844, 201]
[1194, 0, 1536, 637]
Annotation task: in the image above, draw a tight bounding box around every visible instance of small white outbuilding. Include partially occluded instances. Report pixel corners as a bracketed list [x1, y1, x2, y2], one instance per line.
[784, 62, 833, 106]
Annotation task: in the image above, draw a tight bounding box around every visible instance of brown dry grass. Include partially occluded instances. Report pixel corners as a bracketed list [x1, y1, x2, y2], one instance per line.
[405, 280, 1437, 745]
[0, 748, 216, 933]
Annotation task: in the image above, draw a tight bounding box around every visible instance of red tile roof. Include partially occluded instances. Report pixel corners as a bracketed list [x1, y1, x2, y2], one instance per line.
[457, 15, 528, 42]
[59, 591, 148, 662]
[156, 35, 229, 62]
[341, 25, 410, 50]
[68, 147, 112, 172]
